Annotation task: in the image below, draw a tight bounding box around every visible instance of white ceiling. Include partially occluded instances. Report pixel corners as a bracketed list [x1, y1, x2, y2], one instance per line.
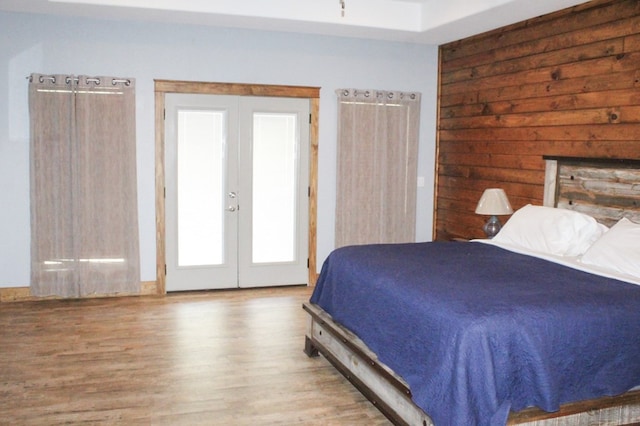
[0, 0, 591, 44]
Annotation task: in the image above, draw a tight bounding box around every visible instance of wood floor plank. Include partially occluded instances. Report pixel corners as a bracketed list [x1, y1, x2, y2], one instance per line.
[0, 286, 390, 425]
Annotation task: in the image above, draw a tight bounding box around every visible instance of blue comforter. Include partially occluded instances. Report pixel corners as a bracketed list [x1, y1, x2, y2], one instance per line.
[310, 242, 640, 425]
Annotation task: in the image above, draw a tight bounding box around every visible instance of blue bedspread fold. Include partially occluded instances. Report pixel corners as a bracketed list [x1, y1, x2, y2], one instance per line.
[310, 242, 640, 426]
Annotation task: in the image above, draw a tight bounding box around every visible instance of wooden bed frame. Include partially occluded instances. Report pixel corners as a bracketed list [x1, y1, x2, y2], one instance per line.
[304, 156, 640, 425]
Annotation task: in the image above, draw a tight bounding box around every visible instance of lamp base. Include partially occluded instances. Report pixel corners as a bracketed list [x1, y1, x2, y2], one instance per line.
[483, 215, 502, 238]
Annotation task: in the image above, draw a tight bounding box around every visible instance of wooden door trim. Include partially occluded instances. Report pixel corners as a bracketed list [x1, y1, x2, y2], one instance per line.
[154, 80, 320, 294]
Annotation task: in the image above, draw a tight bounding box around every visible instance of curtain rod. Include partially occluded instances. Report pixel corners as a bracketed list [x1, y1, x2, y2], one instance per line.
[27, 74, 132, 86]
[338, 89, 419, 100]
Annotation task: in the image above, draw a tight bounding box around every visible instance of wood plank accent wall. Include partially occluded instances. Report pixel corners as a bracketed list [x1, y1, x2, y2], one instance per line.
[434, 0, 640, 240]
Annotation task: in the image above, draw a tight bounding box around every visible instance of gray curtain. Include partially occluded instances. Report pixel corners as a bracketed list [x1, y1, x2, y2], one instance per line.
[29, 74, 140, 297]
[335, 89, 421, 247]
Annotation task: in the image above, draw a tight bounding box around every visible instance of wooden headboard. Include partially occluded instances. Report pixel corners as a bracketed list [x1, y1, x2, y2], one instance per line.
[543, 156, 640, 227]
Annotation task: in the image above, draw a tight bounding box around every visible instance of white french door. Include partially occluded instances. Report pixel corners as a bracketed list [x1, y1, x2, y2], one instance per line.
[164, 94, 309, 291]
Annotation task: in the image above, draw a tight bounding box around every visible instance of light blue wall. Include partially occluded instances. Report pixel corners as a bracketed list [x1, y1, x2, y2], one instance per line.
[0, 11, 438, 286]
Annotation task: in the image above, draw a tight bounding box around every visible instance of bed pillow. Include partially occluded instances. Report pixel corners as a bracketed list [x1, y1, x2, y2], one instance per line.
[580, 217, 640, 279]
[492, 204, 607, 256]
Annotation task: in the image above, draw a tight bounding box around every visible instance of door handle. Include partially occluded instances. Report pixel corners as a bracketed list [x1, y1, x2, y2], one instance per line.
[227, 206, 237, 212]
[228, 192, 236, 199]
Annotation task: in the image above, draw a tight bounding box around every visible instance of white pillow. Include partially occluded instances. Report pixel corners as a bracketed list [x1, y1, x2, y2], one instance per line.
[580, 217, 640, 279]
[492, 204, 608, 256]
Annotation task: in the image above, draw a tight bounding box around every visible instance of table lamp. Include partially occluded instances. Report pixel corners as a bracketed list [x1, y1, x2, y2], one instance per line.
[475, 188, 513, 238]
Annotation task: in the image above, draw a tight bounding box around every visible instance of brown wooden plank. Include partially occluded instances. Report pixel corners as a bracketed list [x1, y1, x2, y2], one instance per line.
[438, 175, 544, 199]
[440, 68, 639, 108]
[437, 140, 640, 158]
[440, 90, 480, 107]
[434, 190, 478, 215]
[479, 69, 639, 106]
[442, 38, 623, 86]
[439, 124, 640, 142]
[441, 70, 640, 107]
[437, 182, 536, 209]
[441, 0, 632, 65]
[442, 51, 640, 96]
[626, 32, 640, 52]
[438, 152, 545, 171]
[435, 211, 489, 240]
[154, 90, 166, 295]
[438, 164, 545, 184]
[309, 97, 319, 285]
[440, 106, 640, 130]
[154, 80, 320, 98]
[442, 10, 640, 79]
[443, 88, 640, 119]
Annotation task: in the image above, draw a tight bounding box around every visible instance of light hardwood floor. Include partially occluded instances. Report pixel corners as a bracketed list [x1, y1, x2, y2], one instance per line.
[0, 286, 390, 425]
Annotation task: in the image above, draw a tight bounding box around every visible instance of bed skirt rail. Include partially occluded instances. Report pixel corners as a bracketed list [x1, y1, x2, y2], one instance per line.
[303, 302, 434, 426]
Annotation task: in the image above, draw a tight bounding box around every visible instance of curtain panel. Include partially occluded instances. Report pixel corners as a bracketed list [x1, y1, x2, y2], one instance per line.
[29, 74, 140, 297]
[335, 89, 421, 248]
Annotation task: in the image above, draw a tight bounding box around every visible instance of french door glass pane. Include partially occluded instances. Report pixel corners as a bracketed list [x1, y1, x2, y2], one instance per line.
[252, 113, 297, 263]
[177, 110, 225, 267]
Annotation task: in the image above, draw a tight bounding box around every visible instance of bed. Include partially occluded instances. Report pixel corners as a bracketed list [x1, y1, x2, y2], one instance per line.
[303, 157, 640, 425]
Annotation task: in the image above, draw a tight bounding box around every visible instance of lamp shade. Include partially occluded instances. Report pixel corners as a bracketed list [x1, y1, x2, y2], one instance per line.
[475, 188, 513, 215]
